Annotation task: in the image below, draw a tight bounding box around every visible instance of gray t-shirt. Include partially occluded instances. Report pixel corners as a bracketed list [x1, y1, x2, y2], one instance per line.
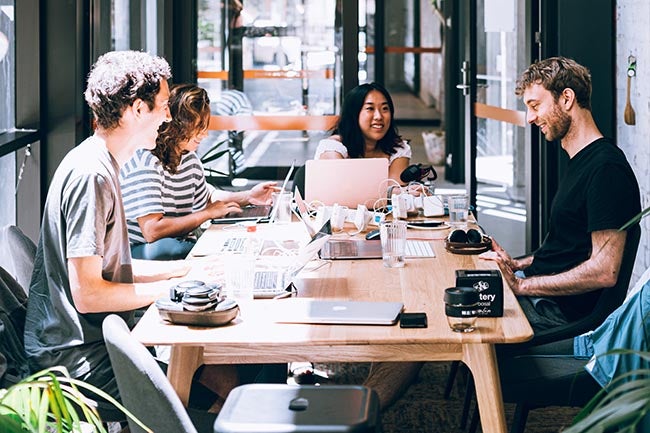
[24, 136, 135, 383]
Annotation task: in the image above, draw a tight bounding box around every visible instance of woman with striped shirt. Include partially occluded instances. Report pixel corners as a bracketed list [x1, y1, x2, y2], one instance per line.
[120, 84, 276, 260]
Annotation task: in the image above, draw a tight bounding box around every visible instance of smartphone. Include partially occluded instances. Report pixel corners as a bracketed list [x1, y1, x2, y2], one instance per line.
[406, 220, 445, 228]
[400, 312, 428, 328]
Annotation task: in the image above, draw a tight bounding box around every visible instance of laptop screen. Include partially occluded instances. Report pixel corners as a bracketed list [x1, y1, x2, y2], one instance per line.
[304, 158, 389, 208]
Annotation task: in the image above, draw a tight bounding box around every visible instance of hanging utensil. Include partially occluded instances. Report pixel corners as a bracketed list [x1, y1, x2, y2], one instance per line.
[624, 55, 636, 126]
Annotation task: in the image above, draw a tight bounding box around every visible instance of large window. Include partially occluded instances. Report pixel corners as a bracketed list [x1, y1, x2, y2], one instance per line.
[0, 2, 16, 227]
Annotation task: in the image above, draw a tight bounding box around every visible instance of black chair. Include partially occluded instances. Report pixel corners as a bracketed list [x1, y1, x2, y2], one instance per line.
[447, 223, 642, 430]
[0, 266, 29, 388]
[292, 164, 306, 198]
[467, 339, 602, 433]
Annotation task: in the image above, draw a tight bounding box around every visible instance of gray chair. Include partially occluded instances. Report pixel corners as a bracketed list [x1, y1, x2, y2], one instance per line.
[102, 314, 216, 433]
[0, 225, 37, 295]
[0, 265, 30, 388]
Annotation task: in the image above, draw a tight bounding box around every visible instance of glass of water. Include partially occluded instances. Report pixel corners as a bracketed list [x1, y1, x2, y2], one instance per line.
[448, 194, 469, 228]
[380, 220, 407, 268]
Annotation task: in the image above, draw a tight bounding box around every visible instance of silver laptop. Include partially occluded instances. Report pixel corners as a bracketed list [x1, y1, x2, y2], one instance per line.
[211, 161, 295, 225]
[251, 233, 331, 298]
[274, 299, 404, 325]
[295, 188, 435, 259]
[320, 238, 435, 260]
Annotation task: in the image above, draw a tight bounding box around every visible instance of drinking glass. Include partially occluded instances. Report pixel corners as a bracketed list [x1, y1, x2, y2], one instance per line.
[380, 220, 407, 268]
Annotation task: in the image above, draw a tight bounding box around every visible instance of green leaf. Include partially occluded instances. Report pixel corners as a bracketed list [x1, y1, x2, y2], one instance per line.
[619, 205, 650, 231]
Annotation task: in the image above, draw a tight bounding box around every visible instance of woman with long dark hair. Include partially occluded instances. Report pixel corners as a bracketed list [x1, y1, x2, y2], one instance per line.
[314, 82, 411, 183]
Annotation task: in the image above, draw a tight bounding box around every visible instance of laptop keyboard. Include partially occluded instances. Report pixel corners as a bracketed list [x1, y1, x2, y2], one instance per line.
[405, 240, 435, 258]
[231, 205, 272, 219]
[220, 237, 248, 253]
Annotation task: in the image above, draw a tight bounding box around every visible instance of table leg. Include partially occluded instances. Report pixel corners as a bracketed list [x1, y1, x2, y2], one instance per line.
[462, 343, 507, 433]
[167, 345, 203, 406]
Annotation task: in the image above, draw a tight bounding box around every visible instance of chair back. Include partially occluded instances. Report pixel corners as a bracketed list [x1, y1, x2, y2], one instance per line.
[0, 225, 37, 295]
[102, 314, 198, 433]
[0, 266, 29, 387]
[522, 223, 641, 348]
[292, 164, 306, 198]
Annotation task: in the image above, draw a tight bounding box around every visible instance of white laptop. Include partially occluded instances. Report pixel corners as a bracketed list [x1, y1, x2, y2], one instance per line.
[304, 158, 389, 208]
[273, 299, 404, 325]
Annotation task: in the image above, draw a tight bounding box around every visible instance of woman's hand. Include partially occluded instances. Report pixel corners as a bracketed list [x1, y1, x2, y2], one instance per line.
[247, 181, 277, 205]
[206, 200, 242, 219]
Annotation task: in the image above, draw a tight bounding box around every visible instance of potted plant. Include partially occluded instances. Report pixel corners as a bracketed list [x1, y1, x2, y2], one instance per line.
[0, 366, 149, 433]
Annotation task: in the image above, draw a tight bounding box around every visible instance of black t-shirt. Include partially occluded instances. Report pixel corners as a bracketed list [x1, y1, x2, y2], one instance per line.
[525, 138, 641, 321]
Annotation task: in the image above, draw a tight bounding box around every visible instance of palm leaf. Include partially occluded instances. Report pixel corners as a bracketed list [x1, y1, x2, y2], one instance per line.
[0, 366, 153, 433]
[619, 205, 650, 231]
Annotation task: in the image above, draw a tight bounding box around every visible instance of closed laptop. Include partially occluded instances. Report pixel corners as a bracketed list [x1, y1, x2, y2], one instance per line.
[273, 299, 404, 325]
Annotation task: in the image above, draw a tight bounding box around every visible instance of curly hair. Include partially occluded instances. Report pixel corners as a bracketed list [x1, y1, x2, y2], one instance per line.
[515, 56, 592, 110]
[153, 84, 211, 174]
[84, 50, 171, 131]
[334, 82, 403, 158]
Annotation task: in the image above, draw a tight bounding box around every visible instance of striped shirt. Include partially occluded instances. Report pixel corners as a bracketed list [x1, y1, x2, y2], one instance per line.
[120, 149, 211, 245]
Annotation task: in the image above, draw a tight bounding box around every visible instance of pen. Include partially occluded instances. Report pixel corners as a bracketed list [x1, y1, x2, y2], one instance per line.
[273, 291, 294, 299]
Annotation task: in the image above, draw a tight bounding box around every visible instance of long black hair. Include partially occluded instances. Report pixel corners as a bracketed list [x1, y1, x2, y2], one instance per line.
[334, 82, 402, 158]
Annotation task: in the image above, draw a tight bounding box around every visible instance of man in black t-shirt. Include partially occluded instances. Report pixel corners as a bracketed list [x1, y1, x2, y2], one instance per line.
[481, 57, 641, 332]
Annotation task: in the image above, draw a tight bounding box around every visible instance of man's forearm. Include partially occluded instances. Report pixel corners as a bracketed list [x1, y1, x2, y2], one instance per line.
[515, 230, 625, 297]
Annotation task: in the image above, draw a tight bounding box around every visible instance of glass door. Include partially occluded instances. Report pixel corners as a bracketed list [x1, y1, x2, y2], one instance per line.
[455, 0, 534, 257]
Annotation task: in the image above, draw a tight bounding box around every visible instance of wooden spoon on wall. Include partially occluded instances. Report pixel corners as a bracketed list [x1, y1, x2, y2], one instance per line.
[624, 74, 636, 125]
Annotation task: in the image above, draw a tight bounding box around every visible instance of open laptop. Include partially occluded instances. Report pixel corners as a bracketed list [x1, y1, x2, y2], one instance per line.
[251, 232, 330, 298]
[211, 161, 295, 224]
[304, 158, 389, 208]
[274, 299, 404, 325]
[320, 238, 435, 260]
[295, 190, 435, 260]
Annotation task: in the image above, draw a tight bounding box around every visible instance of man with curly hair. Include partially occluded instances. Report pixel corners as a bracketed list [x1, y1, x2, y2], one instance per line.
[24, 51, 190, 413]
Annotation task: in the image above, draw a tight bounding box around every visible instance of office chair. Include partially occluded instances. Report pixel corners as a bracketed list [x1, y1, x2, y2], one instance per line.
[102, 314, 217, 433]
[466, 339, 602, 433]
[292, 164, 306, 197]
[0, 225, 37, 295]
[446, 223, 642, 429]
[0, 266, 30, 388]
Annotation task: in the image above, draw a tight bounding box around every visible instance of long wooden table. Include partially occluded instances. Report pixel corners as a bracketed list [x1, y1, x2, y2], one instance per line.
[132, 221, 533, 433]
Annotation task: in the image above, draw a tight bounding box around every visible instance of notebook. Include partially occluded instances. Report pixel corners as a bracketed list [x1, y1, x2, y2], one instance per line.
[274, 299, 404, 325]
[251, 232, 331, 298]
[304, 158, 389, 208]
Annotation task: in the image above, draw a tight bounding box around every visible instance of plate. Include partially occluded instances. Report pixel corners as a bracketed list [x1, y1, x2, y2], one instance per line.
[445, 236, 492, 255]
[155, 298, 239, 327]
[407, 221, 450, 231]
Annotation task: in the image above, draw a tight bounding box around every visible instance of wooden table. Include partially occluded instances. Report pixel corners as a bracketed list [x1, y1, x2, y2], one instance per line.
[132, 221, 533, 433]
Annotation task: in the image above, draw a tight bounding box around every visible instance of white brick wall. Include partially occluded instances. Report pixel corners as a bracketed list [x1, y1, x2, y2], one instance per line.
[617, 1, 650, 287]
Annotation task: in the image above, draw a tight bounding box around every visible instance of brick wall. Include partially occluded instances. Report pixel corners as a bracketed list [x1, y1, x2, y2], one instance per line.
[617, 1, 650, 287]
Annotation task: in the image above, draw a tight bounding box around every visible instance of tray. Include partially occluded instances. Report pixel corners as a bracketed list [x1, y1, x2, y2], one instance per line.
[445, 236, 492, 255]
[155, 298, 239, 327]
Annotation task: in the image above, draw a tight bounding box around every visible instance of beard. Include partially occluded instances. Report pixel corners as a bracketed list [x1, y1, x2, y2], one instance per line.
[543, 104, 571, 142]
